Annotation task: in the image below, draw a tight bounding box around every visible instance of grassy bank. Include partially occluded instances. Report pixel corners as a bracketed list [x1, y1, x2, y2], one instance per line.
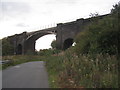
[45, 50, 118, 88]
[2, 55, 46, 69]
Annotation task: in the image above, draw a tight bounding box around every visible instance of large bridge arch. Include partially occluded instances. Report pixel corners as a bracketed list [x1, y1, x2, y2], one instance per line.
[24, 29, 56, 54]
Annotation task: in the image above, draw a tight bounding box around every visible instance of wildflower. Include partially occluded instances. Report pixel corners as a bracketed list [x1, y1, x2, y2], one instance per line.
[52, 80, 55, 83]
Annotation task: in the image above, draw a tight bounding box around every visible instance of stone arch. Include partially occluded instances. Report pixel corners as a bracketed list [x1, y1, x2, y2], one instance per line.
[63, 38, 73, 50]
[24, 32, 56, 54]
[16, 44, 22, 55]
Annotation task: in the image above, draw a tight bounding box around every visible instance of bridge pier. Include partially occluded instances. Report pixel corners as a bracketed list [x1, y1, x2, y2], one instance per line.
[24, 41, 36, 54]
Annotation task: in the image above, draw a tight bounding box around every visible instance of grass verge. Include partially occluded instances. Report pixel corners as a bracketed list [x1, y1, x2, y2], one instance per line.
[2, 55, 45, 69]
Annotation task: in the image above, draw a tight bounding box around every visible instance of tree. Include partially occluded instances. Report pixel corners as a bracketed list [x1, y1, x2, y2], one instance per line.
[74, 3, 119, 55]
[2, 38, 14, 56]
[89, 12, 99, 18]
[111, 2, 120, 14]
[51, 40, 57, 49]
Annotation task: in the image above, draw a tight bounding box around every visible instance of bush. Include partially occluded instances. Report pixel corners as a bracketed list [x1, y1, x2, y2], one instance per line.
[75, 12, 119, 55]
[2, 38, 14, 56]
[37, 49, 53, 56]
[50, 49, 118, 88]
[111, 2, 120, 15]
[51, 40, 57, 49]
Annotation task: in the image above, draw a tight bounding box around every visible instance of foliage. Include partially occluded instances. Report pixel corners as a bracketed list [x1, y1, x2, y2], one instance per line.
[2, 55, 45, 69]
[45, 55, 64, 88]
[37, 48, 61, 56]
[51, 40, 57, 49]
[58, 51, 118, 88]
[45, 3, 119, 88]
[2, 38, 14, 56]
[25, 50, 38, 55]
[37, 49, 53, 56]
[75, 10, 119, 55]
[89, 12, 99, 18]
[45, 49, 118, 88]
[111, 2, 120, 15]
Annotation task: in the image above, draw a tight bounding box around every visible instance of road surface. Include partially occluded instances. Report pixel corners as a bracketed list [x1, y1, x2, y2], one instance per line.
[2, 61, 49, 88]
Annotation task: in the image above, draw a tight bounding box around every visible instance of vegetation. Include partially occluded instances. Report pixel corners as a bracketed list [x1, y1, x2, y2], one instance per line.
[75, 13, 119, 55]
[37, 48, 61, 56]
[2, 55, 45, 69]
[2, 38, 14, 56]
[51, 40, 57, 49]
[44, 51, 118, 88]
[2, 2, 119, 88]
[45, 3, 119, 88]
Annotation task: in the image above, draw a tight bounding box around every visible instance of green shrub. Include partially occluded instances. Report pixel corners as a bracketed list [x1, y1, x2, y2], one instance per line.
[37, 48, 61, 56]
[111, 2, 120, 15]
[75, 13, 119, 55]
[51, 40, 57, 49]
[57, 51, 118, 88]
[2, 38, 14, 56]
[37, 49, 53, 56]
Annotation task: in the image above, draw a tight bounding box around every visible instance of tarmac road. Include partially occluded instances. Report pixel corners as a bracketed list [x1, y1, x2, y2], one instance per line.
[2, 61, 49, 88]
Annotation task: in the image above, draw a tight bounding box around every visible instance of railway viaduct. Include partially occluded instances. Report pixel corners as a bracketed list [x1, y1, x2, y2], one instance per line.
[7, 15, 108, 55]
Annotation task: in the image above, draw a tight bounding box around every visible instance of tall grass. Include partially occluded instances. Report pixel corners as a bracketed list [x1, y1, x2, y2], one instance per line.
[2, 55, 45, 69]
[46, 50, 118, 88]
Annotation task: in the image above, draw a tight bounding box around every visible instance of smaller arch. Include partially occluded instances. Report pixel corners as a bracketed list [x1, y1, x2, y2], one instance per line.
[63, 38, 73, 50]
[16, 44, 22, 55]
